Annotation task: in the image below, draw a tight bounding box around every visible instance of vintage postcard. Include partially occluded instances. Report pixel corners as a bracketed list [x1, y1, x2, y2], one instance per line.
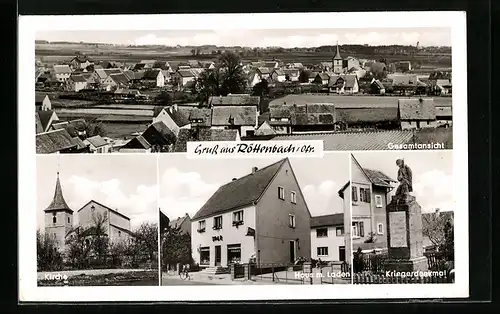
[35, 154, 159, 287]
[18, 11, 468, 302]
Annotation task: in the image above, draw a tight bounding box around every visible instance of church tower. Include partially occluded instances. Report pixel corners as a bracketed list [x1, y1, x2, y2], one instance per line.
[333, 41, 343, 74]
[44, 172, 73, 252]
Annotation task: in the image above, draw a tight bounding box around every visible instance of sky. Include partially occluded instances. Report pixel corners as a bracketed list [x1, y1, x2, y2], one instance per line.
[158, 153, 349, 221]
[36, 154, 158, 231]
[35, 28, 451, 48]
[352, 151, 454, 213]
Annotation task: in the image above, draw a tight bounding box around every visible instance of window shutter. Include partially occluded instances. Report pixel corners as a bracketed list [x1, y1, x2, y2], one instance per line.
[352, 186, 358, 202]
[359, 221, 364, 237]
[366, 189, 371, 202]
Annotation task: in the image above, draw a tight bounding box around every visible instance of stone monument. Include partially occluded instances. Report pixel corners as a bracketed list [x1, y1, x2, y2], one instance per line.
[383, 159, 428, 272]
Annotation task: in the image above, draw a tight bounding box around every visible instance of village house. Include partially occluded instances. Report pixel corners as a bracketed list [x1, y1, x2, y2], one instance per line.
[69, 55, 93, 71]
[329, 74, 360, 94]
[338, 155, 395, 253]
[36, 129, 80, 154]
[283, 69, 300, 82]
[175, 69, 198, 87]
[347, 66, 367, 79]
[103, 73, 131, 90]
[173, 128, 240, 152]
[152, 104, 192, 137]
[370, 79, 386, 95]
[83, 135, 111, 153]
[256, 67, 272, 80]
[254, 121, 276, 137]
[435, 106, 452, 127]
[398, 98, 437, 130]
[141, 69, 165, 87]
[395, 61, 412, 72]
[271, 69, 287, 82]
[190, 158, 312, 269]
[35, 92, 52, 111]
[35, 110, 59, 133]
[211, 105, 258, 138]
[208, 95, 260, 108]
[53, 65, 72, 82]
[286, 62, 304, 69]
[310, 214, 346, 262]
[50, 119, 88, 138]
[434, 79, 452, 95]
[247, 71, 262, 87]
[119, 121, 177, 153]
[268, 103, 336, 133]
[66, 75, 88, 92]
[169, 214, 192, 235]
[314, 72, 332, 85]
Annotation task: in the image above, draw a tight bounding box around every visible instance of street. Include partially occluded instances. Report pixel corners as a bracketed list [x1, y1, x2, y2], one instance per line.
[161, 277, 217, 285]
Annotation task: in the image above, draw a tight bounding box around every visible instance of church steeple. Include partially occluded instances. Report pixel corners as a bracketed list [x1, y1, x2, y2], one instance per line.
[45, 172, 73, 213]
[333, 41, 342, 60]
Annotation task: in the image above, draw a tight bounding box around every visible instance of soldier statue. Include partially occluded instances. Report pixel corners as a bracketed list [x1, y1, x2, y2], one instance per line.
[395, 159, 413, 196]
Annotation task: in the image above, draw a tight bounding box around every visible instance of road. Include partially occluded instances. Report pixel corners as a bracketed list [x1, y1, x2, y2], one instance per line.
[161, 278, 217, 286]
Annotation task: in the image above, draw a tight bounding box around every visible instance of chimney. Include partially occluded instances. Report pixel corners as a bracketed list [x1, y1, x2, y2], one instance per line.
[252, 167, 258, 174]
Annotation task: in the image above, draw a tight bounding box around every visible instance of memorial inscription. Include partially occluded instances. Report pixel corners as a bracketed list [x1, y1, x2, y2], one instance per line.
[389, 211, 407, 247]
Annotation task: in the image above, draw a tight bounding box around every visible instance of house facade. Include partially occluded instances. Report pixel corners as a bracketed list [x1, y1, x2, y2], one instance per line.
[190, 158, 312, 268]
[310, 214, 346, 262]
[53, 65, 72, 82]
[347, 155, 395, 252]
[83, 135, 111, 153]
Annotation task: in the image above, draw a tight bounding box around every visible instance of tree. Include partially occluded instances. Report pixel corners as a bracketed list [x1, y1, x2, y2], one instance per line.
[298, 70, 310, 83]
[89, 209, 110, 265]
[422, 210, 448, 250]
[252, 79, 269, 97]
[443, 221, 454, 261]
[85, 120, 107, 138]
[37, 230, 63, 271]
[133, 222, 159, 262]
[193, 51, 247, 102]
[161, 224, 192, 270]
[155, 90, 172, 105]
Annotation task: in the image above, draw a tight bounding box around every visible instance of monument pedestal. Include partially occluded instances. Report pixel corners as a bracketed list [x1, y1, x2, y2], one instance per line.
[383, 194, 428, 273]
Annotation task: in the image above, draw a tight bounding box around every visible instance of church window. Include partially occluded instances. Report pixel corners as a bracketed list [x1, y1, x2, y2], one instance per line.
[67, 217, 70, 223]
[52, 212, 57, 224]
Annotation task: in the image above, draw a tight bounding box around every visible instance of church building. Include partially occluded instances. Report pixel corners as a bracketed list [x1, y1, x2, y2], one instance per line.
[43, 172, 134, 253]
[332, 42, 344, 74]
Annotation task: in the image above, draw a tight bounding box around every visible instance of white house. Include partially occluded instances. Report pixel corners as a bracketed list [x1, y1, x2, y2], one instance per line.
[83, 135, 111, 153]
[310, 214, 346, 262]
[53, 65, 72, 82]
[67, 75, 88, 92]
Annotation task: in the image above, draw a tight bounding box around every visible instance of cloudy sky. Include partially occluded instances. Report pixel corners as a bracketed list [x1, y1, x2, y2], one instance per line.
[352, 151, 453, 213]
[36, 155, 158, 231]
[36, 28, 450, 48]
[158, 153, 349, 221]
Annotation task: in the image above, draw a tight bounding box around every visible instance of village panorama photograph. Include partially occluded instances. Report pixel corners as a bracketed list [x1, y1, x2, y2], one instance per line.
[36, 154, 159, 286]
[34, 27, 453, 154]
[348, 151, 455, 284]
[158, 153, 351, 285]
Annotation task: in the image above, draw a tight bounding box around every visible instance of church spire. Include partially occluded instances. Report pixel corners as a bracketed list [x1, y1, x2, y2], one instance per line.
[333, 41, 342, 60]
[45, 172, 73, 213]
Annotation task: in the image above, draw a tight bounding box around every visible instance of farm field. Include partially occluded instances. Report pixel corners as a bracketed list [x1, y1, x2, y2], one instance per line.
[35, 43, 451, 69]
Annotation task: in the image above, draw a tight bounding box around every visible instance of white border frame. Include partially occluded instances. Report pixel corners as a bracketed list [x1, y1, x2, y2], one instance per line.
[19, 11, 468, 301]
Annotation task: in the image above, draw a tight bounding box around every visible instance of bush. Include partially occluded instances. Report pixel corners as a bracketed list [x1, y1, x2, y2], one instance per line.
[37, 230, 64, 272]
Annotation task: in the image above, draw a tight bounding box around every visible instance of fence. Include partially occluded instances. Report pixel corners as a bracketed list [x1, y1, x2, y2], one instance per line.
[319, 262, 352, 284]
[248, 263, 306, 284]
[353, 251, 452, 274]
[353, 272, 452, 284]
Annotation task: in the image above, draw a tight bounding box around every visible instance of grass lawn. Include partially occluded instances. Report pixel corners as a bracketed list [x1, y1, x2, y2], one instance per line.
[38, 270, 159, 286]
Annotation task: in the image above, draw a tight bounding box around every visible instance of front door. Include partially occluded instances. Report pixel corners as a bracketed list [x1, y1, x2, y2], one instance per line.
[215, 245, 222, 266]
[339, 246, 346, 262]
[289, 240, 296, 263]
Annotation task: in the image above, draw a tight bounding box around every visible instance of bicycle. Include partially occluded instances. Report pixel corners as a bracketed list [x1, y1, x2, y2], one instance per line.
[180, 269, 190, 280]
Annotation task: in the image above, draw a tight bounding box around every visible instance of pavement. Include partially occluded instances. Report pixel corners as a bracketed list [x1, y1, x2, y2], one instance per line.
[37, 269, 149, 280]
[160, 267, 350, 285]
